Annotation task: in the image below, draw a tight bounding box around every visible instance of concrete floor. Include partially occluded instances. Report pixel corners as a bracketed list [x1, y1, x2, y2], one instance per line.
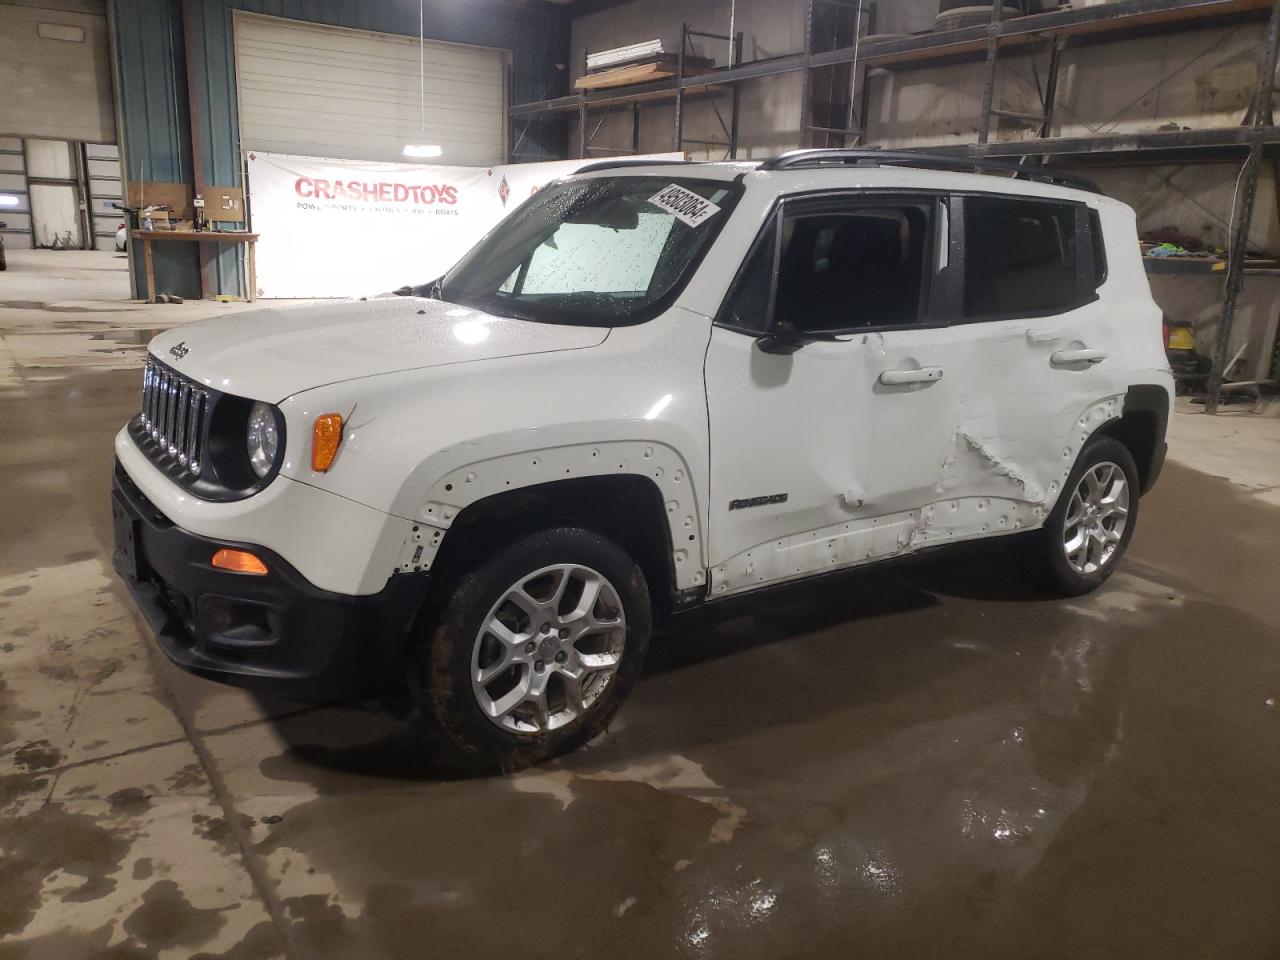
[3, 249, 1280, 959]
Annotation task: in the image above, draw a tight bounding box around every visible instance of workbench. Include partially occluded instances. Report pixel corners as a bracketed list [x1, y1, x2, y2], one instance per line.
[130, 229, 259, 303]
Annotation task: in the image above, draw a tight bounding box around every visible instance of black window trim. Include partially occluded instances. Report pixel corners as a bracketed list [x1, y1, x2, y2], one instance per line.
[947, 191, 1105, 326]
[1089, 207, 1109, 287]
[713, 187, 951, 338]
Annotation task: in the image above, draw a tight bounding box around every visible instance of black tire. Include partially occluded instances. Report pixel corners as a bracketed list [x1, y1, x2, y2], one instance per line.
[1029, 436, 1140, 597]
[409, 526, 651, 771]
[0, 242, 7, 271]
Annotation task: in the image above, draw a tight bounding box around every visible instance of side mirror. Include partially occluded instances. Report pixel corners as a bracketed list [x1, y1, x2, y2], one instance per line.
[755, 326, 850, 355]
[756, 324, 812, 355]
[756, 332, 806, 355]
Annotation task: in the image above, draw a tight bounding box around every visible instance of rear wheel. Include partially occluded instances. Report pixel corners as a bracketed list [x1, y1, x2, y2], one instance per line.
[410, 526, 651, 770]
[1030, 436, 1139, 597]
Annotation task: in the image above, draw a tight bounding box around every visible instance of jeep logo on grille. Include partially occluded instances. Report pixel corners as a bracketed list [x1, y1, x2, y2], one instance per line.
[169, 341, 189, 360]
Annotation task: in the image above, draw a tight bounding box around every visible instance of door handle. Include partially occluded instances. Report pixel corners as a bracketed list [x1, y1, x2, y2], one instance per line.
[1050, 348, 1108, 367]
[879, 366, 944, 386]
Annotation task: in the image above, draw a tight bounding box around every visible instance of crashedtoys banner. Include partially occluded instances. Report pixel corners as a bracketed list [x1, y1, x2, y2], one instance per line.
[246, 152, 680, 299]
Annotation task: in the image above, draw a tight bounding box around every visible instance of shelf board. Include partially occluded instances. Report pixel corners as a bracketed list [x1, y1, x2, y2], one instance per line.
[888, 125, 1280, 161]
[1144, 256, 1280, 274]
[510, 80, 727, 116]
[844, 0, 1274, 71]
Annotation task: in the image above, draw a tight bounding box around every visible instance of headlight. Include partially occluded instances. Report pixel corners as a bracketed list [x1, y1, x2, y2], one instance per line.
[246, 401, 280, 478]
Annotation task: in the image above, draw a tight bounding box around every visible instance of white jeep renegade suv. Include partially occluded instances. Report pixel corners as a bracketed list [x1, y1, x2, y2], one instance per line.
[112, 150, 1172, 766]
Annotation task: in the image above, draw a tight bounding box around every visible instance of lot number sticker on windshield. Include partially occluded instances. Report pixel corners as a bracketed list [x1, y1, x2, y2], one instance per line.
[648, 184, 721, 227]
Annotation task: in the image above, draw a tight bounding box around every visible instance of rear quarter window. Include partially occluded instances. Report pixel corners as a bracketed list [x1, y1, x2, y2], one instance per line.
[957, 195, 1105, 323]
[961, 195, 1081, 318]
[1090, 208, 1108, 287]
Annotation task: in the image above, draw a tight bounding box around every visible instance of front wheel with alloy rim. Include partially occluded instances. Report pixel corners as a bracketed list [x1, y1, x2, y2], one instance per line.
[1031, 436, 1140, 597]
[411, 526, 651, 770]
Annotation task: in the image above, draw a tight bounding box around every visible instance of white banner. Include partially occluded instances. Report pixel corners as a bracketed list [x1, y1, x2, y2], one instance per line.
[245, 151, 682, 299]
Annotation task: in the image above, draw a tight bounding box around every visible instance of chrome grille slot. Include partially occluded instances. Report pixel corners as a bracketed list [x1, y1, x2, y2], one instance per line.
[175, 381, 189, 462]
[166, 373, 179, 456]
[186, 389, 205, 471]
[138, 358, 210, 478]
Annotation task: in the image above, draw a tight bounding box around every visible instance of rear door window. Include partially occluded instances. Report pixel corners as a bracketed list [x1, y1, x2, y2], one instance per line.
[960, 196, 1094, 319]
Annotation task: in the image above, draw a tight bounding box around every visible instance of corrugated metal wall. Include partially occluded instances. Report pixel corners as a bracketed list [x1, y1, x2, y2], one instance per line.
[110, 0, 569, 300]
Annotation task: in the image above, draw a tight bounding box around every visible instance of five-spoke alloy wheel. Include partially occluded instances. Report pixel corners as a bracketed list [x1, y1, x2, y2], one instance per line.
[472, 563, 627, 735]
[1033, 436, 1140, 597]
[411, 526, 651, 770]
[1062, 461, 1130, 575]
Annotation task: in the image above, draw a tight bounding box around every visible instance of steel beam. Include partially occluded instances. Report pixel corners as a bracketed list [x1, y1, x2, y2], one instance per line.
[674, 22, 687, 151]
[729, 32, 743, 159]
[1207, 0, 1280, 412]
[977, 0, 1004, 146]
[800, 0, 817, 149]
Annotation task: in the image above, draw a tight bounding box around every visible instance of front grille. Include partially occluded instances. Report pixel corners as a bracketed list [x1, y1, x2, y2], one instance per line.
[140, 358, 209, 475]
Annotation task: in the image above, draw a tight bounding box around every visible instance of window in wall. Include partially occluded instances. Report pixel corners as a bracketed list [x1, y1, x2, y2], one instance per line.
[962, 196, 1081, 318]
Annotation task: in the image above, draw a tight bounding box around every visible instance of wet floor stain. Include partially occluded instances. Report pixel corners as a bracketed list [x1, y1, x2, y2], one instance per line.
[0, 805, 132, 937]
[106, 789, 152, 818]
[12, 741, 62, 773]
[120, 880, 229, 951]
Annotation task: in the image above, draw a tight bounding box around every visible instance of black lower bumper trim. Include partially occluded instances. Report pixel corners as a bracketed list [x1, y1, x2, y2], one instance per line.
[112, 461, 427, 701]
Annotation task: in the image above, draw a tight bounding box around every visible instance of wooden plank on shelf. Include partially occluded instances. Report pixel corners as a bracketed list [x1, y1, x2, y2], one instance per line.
[576, 57, 714, 92]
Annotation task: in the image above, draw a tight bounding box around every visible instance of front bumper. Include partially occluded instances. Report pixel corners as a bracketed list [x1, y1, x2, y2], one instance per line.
[111, 461, 427, 700]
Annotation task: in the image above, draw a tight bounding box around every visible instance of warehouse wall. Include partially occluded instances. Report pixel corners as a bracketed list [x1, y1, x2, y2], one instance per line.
[110, 0, 569, 300]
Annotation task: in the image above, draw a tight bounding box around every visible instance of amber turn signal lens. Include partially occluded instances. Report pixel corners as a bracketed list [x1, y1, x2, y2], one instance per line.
[311, 413, 344, 472]
[211, 549, 268, 575]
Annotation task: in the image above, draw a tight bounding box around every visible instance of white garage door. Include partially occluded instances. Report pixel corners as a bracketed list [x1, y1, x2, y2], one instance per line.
[233, 12, 506, 165]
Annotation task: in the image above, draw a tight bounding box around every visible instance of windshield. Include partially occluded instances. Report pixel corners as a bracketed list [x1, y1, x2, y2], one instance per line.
[439, 176, 739, 326]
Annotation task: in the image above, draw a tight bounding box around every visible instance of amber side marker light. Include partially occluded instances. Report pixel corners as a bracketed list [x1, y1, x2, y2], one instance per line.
[211, 549, 268, 575]
[312, 413, 344, 472]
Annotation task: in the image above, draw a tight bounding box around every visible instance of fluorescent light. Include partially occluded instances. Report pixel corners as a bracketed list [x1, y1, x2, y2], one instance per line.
[0, 194, 20, 207]
[403, 144, 443, 159]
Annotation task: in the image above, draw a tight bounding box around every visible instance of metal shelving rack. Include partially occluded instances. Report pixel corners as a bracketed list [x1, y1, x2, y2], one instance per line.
[510, 0, 1280, 410]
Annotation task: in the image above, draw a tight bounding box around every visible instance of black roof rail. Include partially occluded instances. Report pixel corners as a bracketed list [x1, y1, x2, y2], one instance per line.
[759, 149, 1100, 194]
[571, 158, 702, 175]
